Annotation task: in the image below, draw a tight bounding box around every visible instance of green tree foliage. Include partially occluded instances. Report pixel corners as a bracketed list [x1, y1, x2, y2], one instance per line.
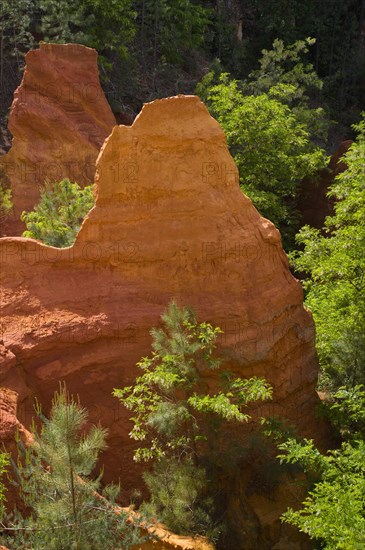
[0, 0, 34, 91]
[38, 0, 137, 65]
[247, 37, 329, 140]
[291, 115, 365, 388]
[36, 0, 211, 102]
[132, 0, 212, 98]
[21, 179, 94, 248]
[114, 301, 272, 537]
[0, 0, 364, 122]
[271, 385, 365, 549]
[0, 185, 12, 213]
[197, 69, 326, 249]
[0, 453, 9, 517]
[83, 0, 136, 60]
[139, 0, 211, 65]
[235, 0, 365, 112]
[38, 0, 93, 43]
[248, 37, 322, 100]
[142, 458, 214, 537]
[0, 165, 13, 232]
[0, 165, 13, 221]
[1, 386, 147, 549]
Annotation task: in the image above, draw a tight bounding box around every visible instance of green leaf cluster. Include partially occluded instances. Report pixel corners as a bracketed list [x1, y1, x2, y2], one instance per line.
[142, 458, 218, 540]
[0, 185, 12, 213]
[0, 452, 9, 519]
[197, 73, 326, 248]
[247, 37, 329, 141]
[248, 38, 322, 100]
[0, 164, 13, 227]
[114, 301, 271, 463]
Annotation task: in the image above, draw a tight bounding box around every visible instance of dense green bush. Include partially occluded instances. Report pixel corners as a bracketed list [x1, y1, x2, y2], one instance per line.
[21, 179, 94, 247]
[0, 184, 12, 221]
[0, 164, 13, 222]
[246, 37, 330, 141]
[197, 73, 326, 248]
[196, 37, 329, 250]
[291, 115, 365, 389]
[0, 452, 9, 519]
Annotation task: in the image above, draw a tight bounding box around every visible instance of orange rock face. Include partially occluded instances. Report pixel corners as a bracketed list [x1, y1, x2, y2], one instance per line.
[0, 388, 32, 510]
[0, 43, 116, 236]
[0, 388, 31, 448]
[0, 95, 322, 545]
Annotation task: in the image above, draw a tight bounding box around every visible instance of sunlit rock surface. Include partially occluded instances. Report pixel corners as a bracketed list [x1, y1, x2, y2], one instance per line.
[0, 95, 322, 548]
[0, 43, 116, 236]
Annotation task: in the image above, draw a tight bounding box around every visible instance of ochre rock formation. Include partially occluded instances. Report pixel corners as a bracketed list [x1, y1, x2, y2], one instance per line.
[0, 95, 323, 547]
[0, 388, 31, 450]
[0, 43, 116, 236]
[0, 388, 32, 510]
[299, 140, 352, 228]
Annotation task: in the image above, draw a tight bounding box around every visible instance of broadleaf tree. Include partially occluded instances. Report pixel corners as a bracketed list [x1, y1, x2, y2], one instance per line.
[268, 386, 365, 550]
[290, 114, 365, 389]
[247, 37, 330, 141]
[197, 71, 327, 249]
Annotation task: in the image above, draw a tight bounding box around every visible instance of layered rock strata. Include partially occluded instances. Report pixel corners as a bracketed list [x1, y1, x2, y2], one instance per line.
[0, 95, 322, 547]
[0, 43, 116, 236]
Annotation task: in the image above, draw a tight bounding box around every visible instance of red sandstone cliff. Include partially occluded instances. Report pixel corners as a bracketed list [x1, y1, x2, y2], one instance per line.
[0, 43, 116, 236]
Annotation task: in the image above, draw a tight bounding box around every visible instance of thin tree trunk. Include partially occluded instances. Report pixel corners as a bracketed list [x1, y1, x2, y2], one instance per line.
[0, 28, 4, 94]
[328, 7, 337, 77]
[140, 0, 146, 72]
[152, 0, 159, 91]
[66, 406, 80, 550]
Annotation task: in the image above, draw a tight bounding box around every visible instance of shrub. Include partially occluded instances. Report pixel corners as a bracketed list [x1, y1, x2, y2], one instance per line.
[21, 179, 94, 248]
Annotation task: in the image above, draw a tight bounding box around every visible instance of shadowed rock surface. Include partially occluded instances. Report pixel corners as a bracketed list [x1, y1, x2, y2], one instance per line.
[299, 140, 352, 229]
